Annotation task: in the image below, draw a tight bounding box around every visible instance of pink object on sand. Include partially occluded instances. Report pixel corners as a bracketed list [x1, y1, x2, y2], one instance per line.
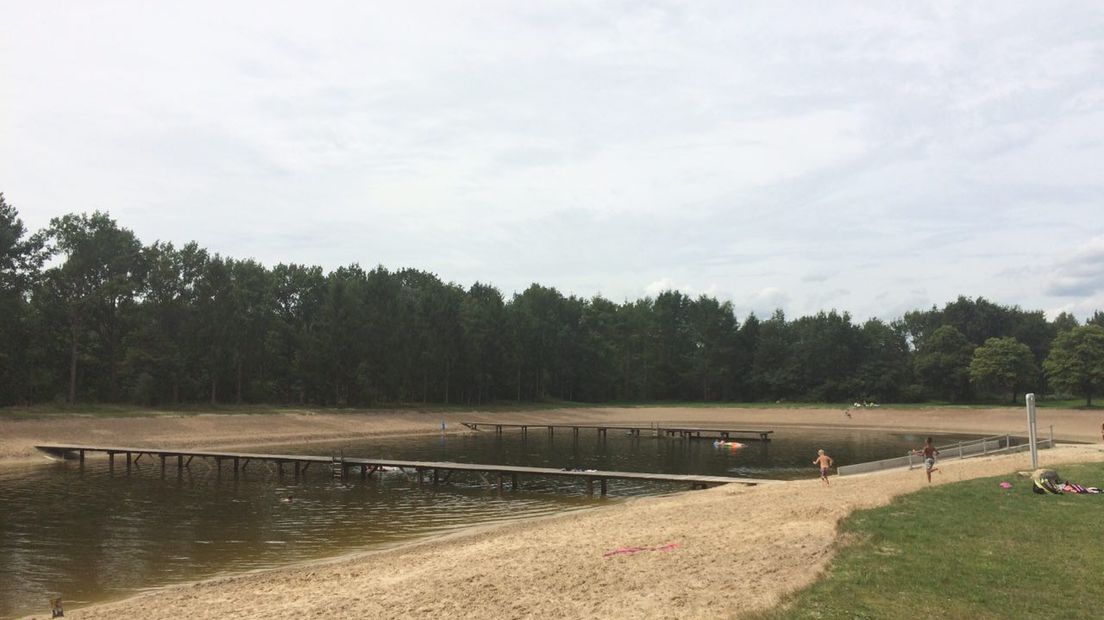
[999, 482, 1012, 489]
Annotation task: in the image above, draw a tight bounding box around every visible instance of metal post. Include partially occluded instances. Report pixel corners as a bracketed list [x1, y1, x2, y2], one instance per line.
[1026, 393, 1039, 469]
[1049, 425, 1054, 448]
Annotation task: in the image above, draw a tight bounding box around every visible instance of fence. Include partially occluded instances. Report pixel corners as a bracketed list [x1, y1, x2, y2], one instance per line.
[837, 431, 1054, 477]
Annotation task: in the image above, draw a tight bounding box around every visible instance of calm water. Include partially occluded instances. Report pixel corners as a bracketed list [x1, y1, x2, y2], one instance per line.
[0, 427, 976, 618]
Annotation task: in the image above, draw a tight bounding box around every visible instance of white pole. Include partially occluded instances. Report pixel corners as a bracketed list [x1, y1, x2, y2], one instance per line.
[1026, 393, 1038, 469]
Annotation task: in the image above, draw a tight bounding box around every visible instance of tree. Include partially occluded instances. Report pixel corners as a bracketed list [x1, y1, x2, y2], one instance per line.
[41, 212, 143, 403]
[1088, 311, 1104, 328]
[123, 241, 207, 404]
[913, 325, 974, 401]
[750, 310, 796, 400]
[1051, 312, 1079, 334]
[855, 318, 911, 402]
[1043, 325, 1104, 406]
[969, 337, 1038, 403]
[0, 194, 46, 404]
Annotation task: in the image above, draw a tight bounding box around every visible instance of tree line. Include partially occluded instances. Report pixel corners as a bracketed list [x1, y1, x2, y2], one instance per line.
[2, 195, 1103, 408]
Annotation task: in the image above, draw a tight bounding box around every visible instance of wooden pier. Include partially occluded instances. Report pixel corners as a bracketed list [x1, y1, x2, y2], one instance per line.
[35, 444, 778, 496]
[460, 422, 773, 442]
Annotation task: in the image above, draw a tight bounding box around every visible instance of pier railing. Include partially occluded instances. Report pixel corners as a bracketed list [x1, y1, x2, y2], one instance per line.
[836, 433, 1053, 477]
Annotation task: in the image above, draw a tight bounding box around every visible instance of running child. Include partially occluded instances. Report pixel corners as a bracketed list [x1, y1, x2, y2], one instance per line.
[912, 437, 940, 483]
[813, 449, 833, 485]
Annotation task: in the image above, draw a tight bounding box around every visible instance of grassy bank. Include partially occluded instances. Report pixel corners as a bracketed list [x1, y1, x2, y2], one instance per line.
[2, 398, 1095, 421]
[755, 462, 1104, 620]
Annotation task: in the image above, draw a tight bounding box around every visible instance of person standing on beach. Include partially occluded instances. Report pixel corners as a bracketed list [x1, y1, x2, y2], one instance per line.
[913, 437, 940, 483]
[813, 449, 833, 485]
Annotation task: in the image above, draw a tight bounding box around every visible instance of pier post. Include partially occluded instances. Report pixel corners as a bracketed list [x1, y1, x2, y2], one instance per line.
[586, 479, 594, 496]
[177, 455, 183, 471]
[522, 426, 527, 437]
[548, 426, 554, 437]
[79, 449, 85, 464]
[600, 479, 608, 496]
[512, 473, 518, 491]
[108, 452, 115, 470]
[126, 452, 132, 473]
[160, 455, 166, 476]
[498, 473, 504, 493]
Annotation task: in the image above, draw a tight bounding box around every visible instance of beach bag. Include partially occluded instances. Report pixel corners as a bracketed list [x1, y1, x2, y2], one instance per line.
[1032, 469, 1062, 495]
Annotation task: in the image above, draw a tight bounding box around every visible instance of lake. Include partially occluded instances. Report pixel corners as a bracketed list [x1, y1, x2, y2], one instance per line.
[0, 426, 976, 618]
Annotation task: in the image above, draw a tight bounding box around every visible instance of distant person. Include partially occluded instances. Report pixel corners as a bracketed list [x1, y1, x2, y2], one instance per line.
[842, 408, 851, 419]
[813, 449, 833, 485]
[912, 437, 940, 483]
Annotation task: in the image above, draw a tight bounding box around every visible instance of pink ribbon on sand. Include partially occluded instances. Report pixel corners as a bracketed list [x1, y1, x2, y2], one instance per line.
[603, 542, 680, 558]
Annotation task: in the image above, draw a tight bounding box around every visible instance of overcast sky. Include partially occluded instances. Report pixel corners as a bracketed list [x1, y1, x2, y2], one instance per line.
[3, 1, 1103, 321]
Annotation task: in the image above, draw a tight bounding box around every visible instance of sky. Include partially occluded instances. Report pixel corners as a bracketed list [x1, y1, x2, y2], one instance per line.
[2, 1, 1103, 322]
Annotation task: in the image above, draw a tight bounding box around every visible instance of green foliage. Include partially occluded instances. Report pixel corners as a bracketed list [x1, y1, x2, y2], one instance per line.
[914, 325, 974, 401]
[755, 462, 1104, 620]
[969, 336, 1038, 403]
[1043, 325, 1104, 407]
[3, 201, 1104, 408]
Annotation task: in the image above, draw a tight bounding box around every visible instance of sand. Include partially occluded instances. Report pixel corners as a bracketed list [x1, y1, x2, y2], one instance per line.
[5, 405, 1104, 619]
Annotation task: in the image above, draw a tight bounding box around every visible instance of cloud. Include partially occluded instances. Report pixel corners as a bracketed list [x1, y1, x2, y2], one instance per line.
[1046, 237, 1104, 297]
[2, 1, 1104, 323]
[733, 287, 790, 320]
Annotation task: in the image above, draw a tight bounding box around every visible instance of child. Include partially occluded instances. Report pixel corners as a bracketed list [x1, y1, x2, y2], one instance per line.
[813, 449, 833, 485]
[912, 437, 940, 483]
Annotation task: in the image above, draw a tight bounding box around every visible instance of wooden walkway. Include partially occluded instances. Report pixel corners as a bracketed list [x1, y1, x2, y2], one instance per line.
[35, 444, 779, 496]
[460, 422, 773, 441]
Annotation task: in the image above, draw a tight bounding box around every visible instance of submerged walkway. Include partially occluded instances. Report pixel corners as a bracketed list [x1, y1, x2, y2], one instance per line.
[460, 422, 774, 441]
[35, 444, 780, 496]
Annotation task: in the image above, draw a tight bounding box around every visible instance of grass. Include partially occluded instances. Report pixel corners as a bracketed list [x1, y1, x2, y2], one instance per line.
[753, 462, 1104, 620]
[2, 398, 1098, 420]
[0, 399, 608, 420]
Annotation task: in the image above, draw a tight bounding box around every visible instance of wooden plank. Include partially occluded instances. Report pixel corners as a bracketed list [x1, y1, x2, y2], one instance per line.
[32, 444, 780, 487]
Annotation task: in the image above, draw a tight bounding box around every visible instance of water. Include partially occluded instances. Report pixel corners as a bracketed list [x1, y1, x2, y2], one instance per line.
[0, 427, 976, 618]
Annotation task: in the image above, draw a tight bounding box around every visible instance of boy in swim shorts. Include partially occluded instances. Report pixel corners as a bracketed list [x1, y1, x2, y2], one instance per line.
[813, 449, 833, 485]
[912, 437, 940, 483]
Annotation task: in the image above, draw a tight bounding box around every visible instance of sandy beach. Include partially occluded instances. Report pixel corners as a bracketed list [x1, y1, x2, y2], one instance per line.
[5, 405, 1103, 619]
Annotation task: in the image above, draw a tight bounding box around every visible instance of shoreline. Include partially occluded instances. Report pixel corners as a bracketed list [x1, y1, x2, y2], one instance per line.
[6, 406, 1104, 619]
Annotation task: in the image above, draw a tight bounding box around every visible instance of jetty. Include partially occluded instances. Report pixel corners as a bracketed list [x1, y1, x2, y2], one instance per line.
[35, 444, 779, 496]
[460, 422, 773, 441]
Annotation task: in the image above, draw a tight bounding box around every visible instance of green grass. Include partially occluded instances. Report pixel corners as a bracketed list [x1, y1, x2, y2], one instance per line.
[753, 462, 1104, 620]
[3, 398, 1097, 420]
[0, 399, 612, 420]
